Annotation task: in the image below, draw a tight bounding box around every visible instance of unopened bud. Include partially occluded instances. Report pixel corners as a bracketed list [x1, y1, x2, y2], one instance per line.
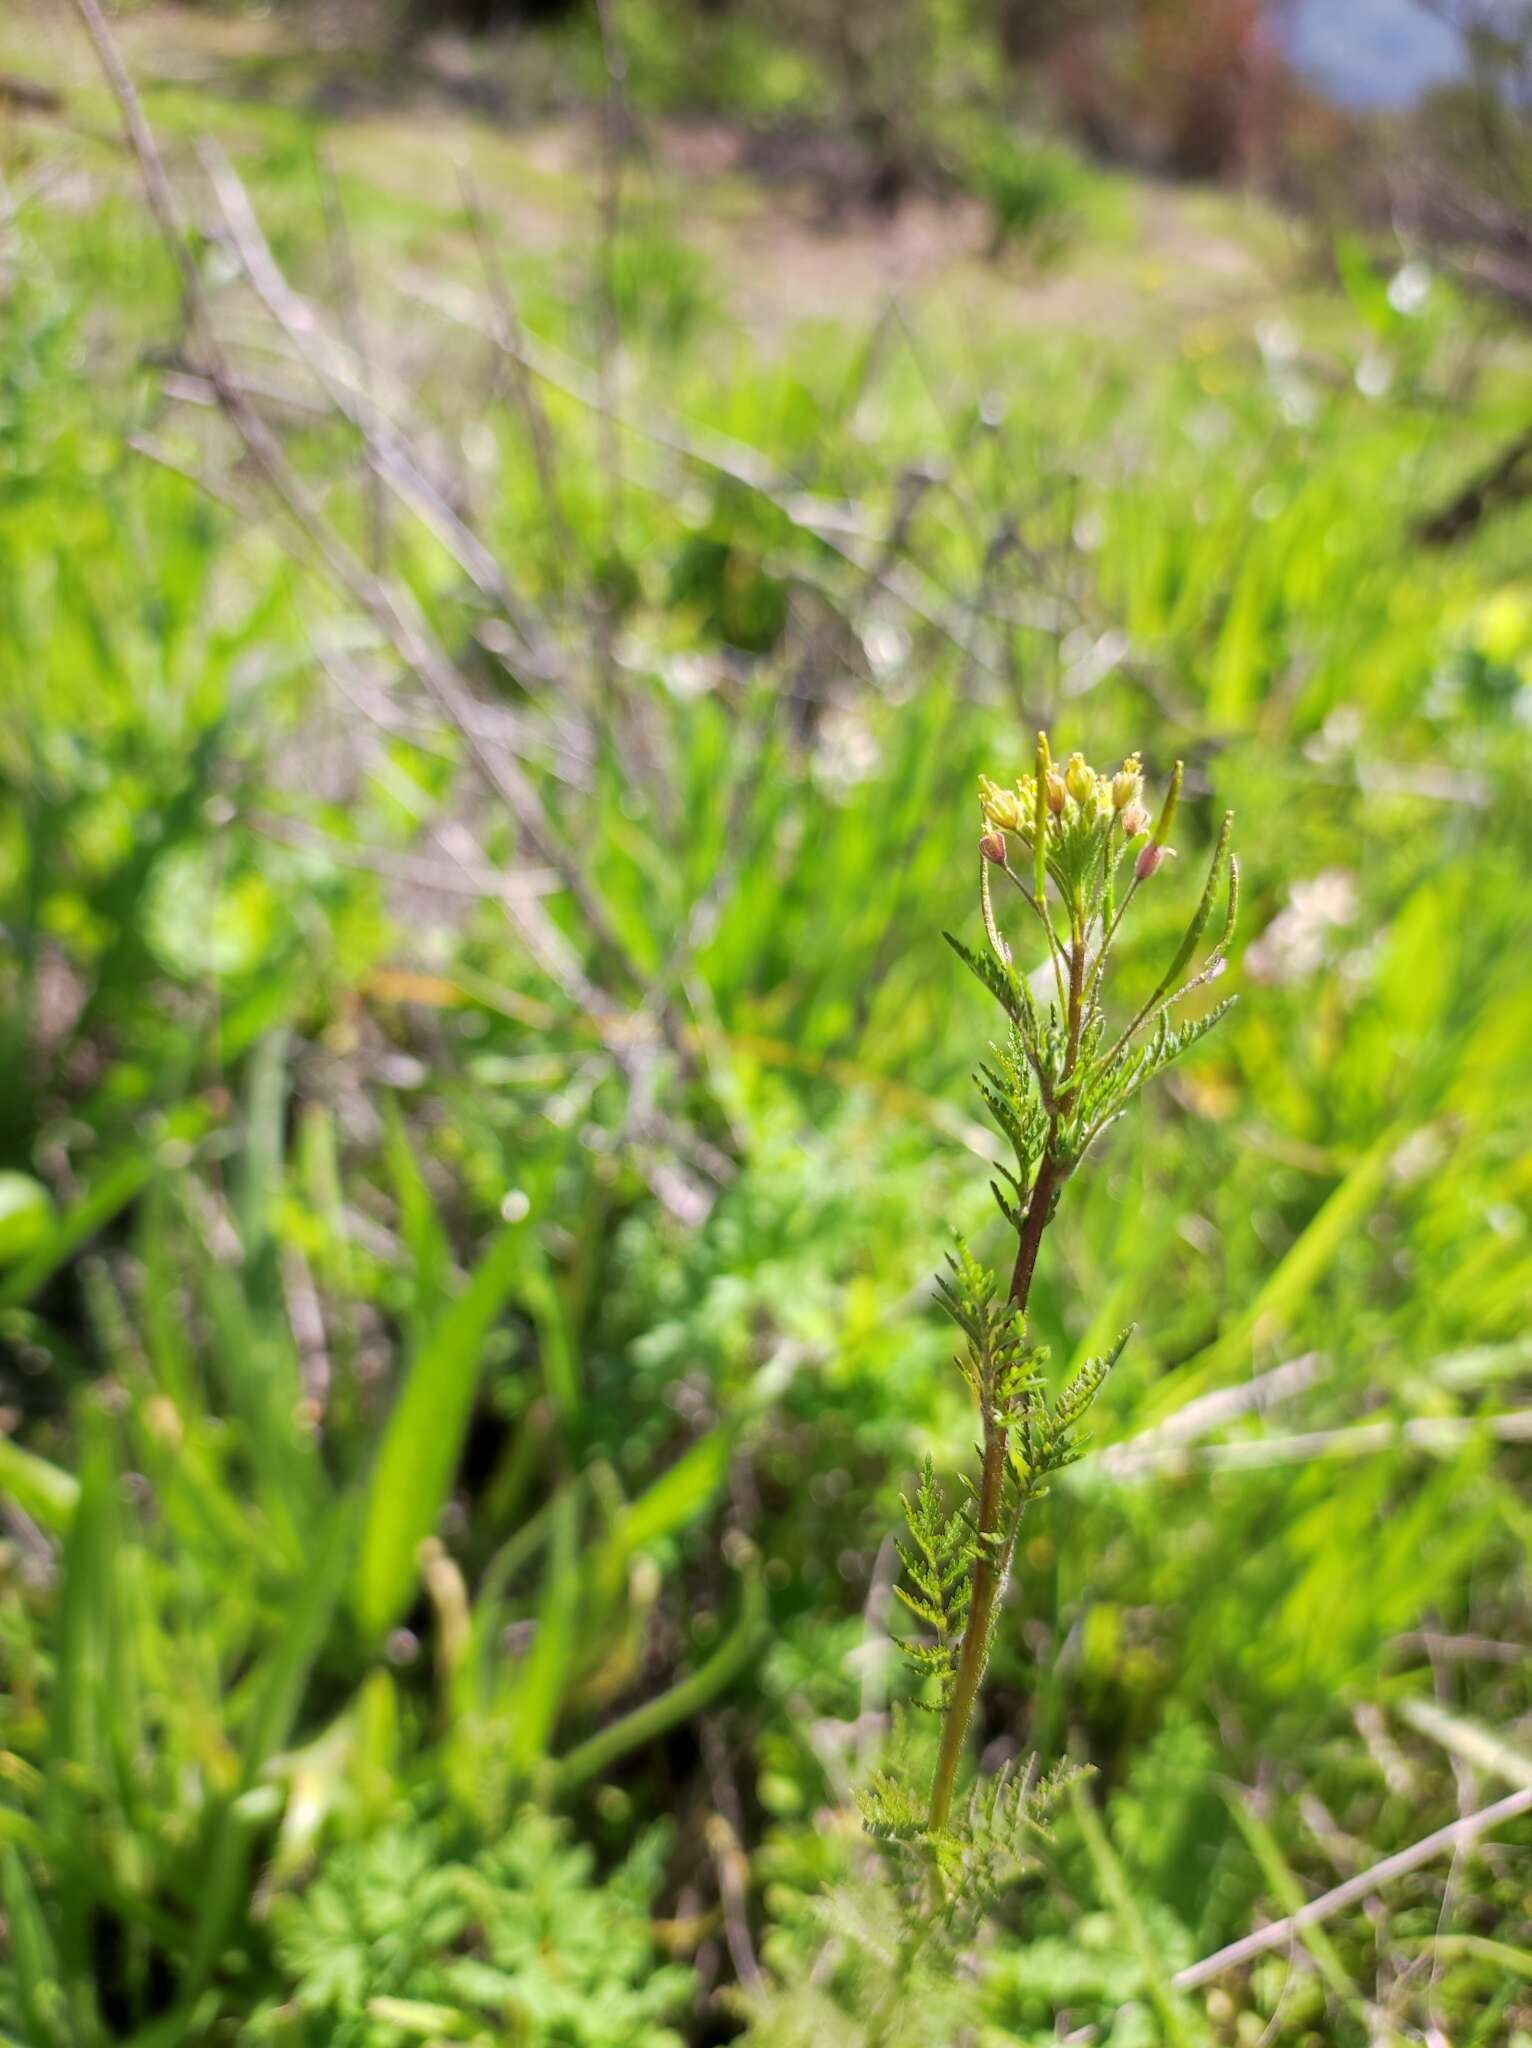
[1064, 752, 1095, 806]
[979, 829, 1006, 865]
[1135, 841, 1175, 881]
[1033, 732, 1052, 901]
[978, 774, 1025, 833]
[1112, 754, 1143, 809]
[1045, 771, 1066, 814]
[1120, 799, 1150, 838]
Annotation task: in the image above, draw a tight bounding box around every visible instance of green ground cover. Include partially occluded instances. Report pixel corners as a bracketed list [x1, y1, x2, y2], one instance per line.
[2, 7, 1531, 2043]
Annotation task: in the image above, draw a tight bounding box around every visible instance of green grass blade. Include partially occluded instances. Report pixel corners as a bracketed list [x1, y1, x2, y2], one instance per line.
[505, 1485, 580, 1774]
[185, 1217, 311, 1565]
[522, 1250, 580, 1426]
[1226, 1789, 1370, 2030]
[2, 1847, 66, 2048]
[555, 1564, 766, 1792]
[354, 1215, 528, 1640]
[47, 1423, 116, 1782]
[382, 1097, 453, 1340]
[0, 1137, 177, 1311]
[605, 1424, 734, 1573]
[365, 1998, 480, 2040]
[0, 1433, 79, 1532]
[176, 1502, 357, 2026]
[1405, 1933, 1532, 1977]
[236, 1027, 290, 1268]
[1146, 1119, 1408, 1420]
[44, 1417, 118, 2044]
[1071, 1780, 1209, 2048]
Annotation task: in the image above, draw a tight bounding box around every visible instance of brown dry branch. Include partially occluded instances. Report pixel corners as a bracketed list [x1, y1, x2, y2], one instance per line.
[415, 258, 1191, 728]
[190, 140, 738, 1185]
[196, 137, 559, 682]
[317, 149, 389, 575]
[459, 161, 578, 588]
[1171, 1786, 1532, 1993]
[72, 0, 724, 1221]
[403, 266, 1024, 685]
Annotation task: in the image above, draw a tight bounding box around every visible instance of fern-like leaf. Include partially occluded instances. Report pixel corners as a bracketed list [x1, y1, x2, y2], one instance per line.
[857, 1769, 930, 1844]
[895, 1458, 976, 1705]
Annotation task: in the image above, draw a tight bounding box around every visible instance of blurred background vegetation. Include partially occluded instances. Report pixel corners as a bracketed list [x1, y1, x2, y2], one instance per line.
[1, 0, 1530, 2043]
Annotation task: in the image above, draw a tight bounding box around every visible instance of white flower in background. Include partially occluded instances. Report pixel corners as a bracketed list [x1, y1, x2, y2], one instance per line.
[1246, 869, 1357, 985]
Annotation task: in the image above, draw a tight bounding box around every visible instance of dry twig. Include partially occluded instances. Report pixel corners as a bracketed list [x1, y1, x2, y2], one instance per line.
[1172, 1787, 1532, 1993]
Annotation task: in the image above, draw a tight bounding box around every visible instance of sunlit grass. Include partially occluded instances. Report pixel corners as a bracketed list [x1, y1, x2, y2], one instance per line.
[1, 7, 1530, 2042]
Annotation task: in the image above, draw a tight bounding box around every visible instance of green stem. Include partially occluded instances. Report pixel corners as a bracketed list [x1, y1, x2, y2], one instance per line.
[927, 935, 1084, 1834]
[552, 1568, 765, 1792]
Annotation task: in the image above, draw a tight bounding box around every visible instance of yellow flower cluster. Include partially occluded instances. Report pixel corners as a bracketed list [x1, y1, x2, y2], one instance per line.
[979, 749, 1149, 847]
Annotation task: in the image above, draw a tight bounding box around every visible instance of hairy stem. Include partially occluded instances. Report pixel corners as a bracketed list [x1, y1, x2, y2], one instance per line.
[928, 938, 1088, 1835]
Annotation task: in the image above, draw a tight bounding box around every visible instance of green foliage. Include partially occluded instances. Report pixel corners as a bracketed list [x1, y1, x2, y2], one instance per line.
[3, 9, 1532, 2046]
[751, 1755, 1092, 2046]
[943, 1756, 1089, 1916]
[859, 1752, 1086, 1918]
[900, 740, 1241, 1847]
[892, 1458, 973, 1708]
[781, 737, 1242, 2024]
[354, 1210, 531, 1642]
[740, 1872, 976, 2048]
[967, 132, 1091, 258]
[257, 1811, 692, 2047]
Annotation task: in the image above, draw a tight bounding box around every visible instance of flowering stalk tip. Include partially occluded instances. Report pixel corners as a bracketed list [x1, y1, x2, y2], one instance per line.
[925, 734, 1239, 1840]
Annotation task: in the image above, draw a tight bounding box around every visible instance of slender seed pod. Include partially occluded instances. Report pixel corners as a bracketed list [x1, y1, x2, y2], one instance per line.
[1152, 758, 1184, 848]
[1156, 808, 1234, 996]
[1033, 731, 1050, 905]
[1219, 854, 1240, 954]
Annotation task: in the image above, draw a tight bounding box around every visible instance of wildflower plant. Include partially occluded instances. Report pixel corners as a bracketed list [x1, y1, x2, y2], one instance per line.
[862, 734, 1238, 1890]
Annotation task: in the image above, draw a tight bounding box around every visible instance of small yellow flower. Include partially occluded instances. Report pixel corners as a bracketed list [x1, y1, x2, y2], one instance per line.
[978, 775, 1026, 833]
[1112, 754, 1143, 810]
[1064, 752, 1095, 806]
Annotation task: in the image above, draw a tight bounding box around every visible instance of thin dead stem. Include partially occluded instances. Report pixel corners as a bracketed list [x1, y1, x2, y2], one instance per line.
[1173, 1786, 1532, 1993]
[73, 0, 721, 1220]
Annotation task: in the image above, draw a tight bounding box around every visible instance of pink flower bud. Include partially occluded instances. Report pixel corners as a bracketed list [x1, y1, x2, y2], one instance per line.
[1120, 800, 1150, 839]
[979, 830, 1007, 865]
[1135, 841, 1170, 881]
